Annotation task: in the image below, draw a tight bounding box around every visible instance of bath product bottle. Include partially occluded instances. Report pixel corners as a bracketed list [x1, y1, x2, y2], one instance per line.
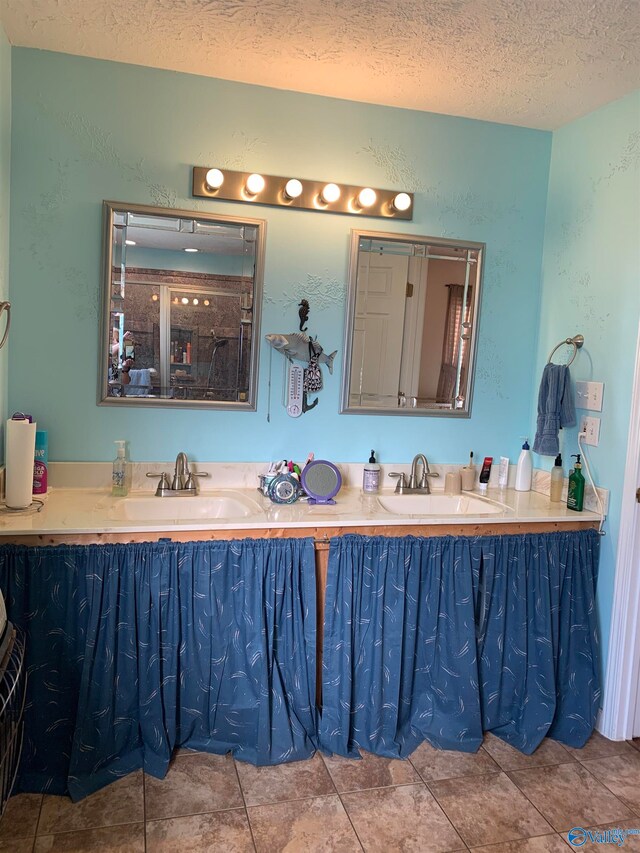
[567, 454, 585, 512]
[515, 439, 532, 492]
[550, 454, 564, 503]
[33, 430, 48, 495]
[112, 440, 129, 497]
[363, 450, 381, 493]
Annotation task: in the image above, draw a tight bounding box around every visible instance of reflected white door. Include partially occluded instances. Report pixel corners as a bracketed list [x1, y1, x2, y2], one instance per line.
[350, 252, 408, 407]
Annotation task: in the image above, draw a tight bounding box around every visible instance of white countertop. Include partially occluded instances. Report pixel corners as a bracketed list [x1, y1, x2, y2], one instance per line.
[0, 485, 600, 537]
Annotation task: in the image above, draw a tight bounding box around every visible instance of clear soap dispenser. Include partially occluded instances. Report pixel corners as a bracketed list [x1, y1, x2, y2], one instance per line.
[112, 440, 129, 497]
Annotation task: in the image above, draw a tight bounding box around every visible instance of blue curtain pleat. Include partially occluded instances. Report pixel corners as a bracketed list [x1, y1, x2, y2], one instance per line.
[0, 539, 317, 800]
[320, 529, 600, 759]
[319, 535, 483, 757]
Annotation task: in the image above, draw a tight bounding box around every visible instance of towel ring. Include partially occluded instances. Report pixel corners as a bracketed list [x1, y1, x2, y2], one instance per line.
[547, 333, 584, 367]
[0, 302, 10, 350]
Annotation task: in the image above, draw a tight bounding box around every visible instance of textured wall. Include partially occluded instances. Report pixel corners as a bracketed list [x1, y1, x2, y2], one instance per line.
[536, 89, 640, 683]
[9, 49, 551, 464]
[0, 26, 10, 456]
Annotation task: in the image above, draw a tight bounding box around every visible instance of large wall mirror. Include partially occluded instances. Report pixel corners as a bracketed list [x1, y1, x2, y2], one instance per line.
[341, 230, 484, 416]
[99, 202, 265, 409]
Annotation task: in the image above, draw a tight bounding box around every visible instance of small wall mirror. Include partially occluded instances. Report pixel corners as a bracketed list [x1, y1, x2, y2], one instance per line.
[99, 202, 265, 409]
[341, 230, 484, 416]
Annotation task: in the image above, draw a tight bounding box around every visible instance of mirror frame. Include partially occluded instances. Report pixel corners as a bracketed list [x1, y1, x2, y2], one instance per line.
[98, 201, 266, 410]
[340, 229, 485, 417]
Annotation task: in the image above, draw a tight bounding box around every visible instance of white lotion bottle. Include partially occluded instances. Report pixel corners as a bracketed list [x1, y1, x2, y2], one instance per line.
[515, 439, 532, 492]
[363, 450, 381, 493]
[112, 440, 129, 497]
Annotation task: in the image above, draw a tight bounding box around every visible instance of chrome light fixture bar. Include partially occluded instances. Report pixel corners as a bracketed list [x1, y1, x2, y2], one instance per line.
[192, 167, 414, 220]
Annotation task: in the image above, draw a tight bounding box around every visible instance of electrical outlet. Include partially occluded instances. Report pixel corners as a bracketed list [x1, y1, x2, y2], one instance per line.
[575, 380, 604, 411]
[580, 415, 601, 446]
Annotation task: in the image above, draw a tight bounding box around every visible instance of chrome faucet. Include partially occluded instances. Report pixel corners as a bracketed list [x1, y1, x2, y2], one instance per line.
[388, 453, 440, 494]
[146, 452, 210, 496]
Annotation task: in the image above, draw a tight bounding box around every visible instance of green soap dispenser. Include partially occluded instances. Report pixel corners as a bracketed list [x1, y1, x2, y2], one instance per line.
[567, 454, 585, 512]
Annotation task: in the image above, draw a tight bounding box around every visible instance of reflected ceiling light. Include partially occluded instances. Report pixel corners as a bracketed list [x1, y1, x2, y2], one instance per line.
[284, 179, 303, 200]
[203, 299, 210, 306]
[192, 166, 413, 219]
[245, 173, 265, 195]
[392, 192, 412, 212]
[181, 297, 189, 304]
[320, 183, 341, 204]
[125, 239, 136, 246]
[205, 168, 224, 190]
[184, 247, 199, 253]
[193, 298, 199, 305]
[151, 294, 159, 302]
[173, 297, 179, 304]
[357, 188, 377, 208]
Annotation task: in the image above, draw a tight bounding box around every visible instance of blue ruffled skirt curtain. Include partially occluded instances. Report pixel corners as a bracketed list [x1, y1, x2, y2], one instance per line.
[319, 530, 600, 758]
[319, 535, 483, 757]
[0, 539, 317, 800]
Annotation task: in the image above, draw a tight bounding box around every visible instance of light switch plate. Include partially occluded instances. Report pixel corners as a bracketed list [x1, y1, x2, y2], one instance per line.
[580, 415, 601, 446]
[575, 380, 604, 411]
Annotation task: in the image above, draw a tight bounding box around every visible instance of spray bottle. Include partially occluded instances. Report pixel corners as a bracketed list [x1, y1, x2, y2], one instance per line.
[112, 440, 129, 497]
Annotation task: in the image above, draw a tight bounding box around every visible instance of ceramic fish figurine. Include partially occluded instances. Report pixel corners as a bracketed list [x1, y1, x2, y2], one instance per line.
[265, 333, 337, 374]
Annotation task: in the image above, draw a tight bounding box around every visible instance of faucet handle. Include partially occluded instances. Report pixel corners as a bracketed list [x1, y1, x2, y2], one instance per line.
[146, 472, 171, 495]
[184, 472, 209, 492]
[388, 472, 407, 494]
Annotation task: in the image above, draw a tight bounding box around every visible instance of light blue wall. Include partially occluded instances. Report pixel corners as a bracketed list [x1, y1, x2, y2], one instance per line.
[10, 49, 551, 464]
[535, 89, 640, 680]
[0, 27, 9, 458]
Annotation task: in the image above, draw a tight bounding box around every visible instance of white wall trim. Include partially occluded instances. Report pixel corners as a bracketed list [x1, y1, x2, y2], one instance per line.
[599, 316, 640, 740]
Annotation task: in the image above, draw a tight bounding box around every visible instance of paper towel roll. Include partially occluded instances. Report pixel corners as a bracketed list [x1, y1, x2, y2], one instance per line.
[6, 417, 37, 508]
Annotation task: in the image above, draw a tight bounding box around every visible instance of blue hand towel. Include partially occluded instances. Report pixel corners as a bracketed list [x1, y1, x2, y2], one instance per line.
[123, 368, 151, 397]
[533, 363, 576, 456]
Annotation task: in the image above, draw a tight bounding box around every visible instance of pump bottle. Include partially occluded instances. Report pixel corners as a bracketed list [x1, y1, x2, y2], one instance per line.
[567, 454, 585, 512]
[550, 454, 564, 502]
[112, 440, 129, 497]
[363, 450, 381, 493]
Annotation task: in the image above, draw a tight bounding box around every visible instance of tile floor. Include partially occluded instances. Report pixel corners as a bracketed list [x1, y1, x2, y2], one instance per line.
[1, 733, 639, 852]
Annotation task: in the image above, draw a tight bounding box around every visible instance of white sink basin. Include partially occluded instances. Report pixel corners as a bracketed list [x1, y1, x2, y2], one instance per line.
[378, 493, 507, 516]
[107, 491, 264, 522]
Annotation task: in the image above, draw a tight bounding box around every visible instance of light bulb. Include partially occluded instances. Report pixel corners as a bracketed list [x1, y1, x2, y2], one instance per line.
[320, 183, 341, 204]
[284, 179, 303, 199]
[357, 188, 377, 208]
[193, 298, 199, 305]
[173, 297, 179, 304]
[125, 239, 136, 246]
[184, 247, 199, 253]
[204, 299, 210, 306]
[392, 192, 411, 212]
[181, 297, 189, 304]
[151, 294, 159, 302]
[205, 168, 224, 190]
[245, 173, 265, 195]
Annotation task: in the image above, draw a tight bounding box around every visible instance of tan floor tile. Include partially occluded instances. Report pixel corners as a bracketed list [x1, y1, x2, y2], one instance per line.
[38, 772, 143, 835]
[0, 838, 34, 853]
[236, 753, 334, 806]
[582, 751, 640, 813]
[248, 794, 361, 852]
[630, 739, 640, 753]
[429, 772, 552, 847]
[0, 792, 42, 841]
[145, 753, 243, 820]
[322, 749, 419, 792]
[409, 740, 500, 781]
[468, 835, 570, 852]
[33, 822, 144, 852]
[342, 783, 465, 852]
[509, 762, 633, 831]
[564, 731, 637, 760]
[146, 809, 254, 852]
[482, 734, 574, 771]
[578, 821, 640, 850]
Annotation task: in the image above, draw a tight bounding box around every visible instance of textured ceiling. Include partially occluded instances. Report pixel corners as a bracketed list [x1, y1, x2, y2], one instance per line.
[2, 0, 639, 129]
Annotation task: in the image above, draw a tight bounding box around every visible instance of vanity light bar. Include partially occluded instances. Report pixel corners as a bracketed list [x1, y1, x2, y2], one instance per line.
[192, 167, 414, 220]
